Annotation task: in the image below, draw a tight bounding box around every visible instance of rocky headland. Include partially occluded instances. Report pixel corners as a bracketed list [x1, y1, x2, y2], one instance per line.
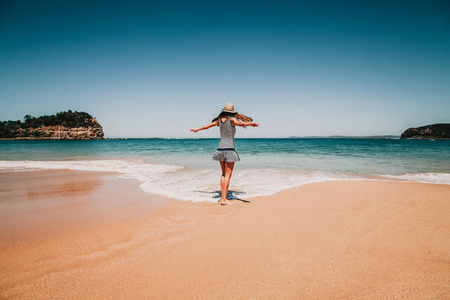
[0, 111, 104, 140]
[400, 123, 450, 139]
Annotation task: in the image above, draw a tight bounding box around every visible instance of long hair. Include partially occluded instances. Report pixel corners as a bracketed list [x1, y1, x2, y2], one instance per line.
[212, 112, 253, 123]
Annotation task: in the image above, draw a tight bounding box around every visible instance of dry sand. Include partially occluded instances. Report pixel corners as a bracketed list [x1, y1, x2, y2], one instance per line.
[0, 171, 449, 299]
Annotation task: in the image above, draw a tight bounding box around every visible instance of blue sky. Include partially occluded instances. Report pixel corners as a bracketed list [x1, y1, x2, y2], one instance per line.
[1, 0, 449, 138]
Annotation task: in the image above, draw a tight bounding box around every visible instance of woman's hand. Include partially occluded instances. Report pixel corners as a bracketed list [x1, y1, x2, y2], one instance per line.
[190, 129, 199, 133]
[243, 121, 260, 127]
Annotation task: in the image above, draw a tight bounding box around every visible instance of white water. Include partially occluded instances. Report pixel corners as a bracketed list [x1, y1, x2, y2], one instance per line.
[380, 173, 450, 185]
[1, 160, 449, 202]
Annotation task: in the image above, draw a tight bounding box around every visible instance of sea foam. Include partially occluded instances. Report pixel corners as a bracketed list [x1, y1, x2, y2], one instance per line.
[380, 173, 450, 185]
[0, 160, 449, 202]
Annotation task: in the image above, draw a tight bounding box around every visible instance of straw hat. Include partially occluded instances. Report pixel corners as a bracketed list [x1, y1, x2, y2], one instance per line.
[221, 103, 237, 113]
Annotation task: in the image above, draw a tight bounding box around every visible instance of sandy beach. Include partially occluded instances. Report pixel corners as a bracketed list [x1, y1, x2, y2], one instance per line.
[1, 171, 449, 299]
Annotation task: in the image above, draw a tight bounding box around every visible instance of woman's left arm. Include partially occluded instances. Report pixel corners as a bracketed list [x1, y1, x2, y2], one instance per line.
[231, 118, 259, 127]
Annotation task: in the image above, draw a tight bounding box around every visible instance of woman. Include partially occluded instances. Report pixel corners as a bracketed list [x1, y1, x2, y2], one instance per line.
[190, 103, 259, 205]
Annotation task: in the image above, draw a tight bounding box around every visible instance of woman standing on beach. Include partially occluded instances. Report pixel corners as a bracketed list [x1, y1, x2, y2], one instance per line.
[190, 103, 259, 205]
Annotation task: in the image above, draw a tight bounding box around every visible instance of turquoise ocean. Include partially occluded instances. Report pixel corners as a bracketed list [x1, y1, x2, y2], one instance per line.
[0, 138, 449, 202]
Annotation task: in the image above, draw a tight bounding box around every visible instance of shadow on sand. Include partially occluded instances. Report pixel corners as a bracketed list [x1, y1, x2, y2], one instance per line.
[194, 190, 251, 203]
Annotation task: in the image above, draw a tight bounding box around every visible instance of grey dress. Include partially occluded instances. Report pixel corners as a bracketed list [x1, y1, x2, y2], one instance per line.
[212, 117, 241, 162]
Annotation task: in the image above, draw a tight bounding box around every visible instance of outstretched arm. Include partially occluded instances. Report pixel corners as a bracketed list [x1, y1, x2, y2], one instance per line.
[231, 118, 259, 128]
[190, 120, 219, 133]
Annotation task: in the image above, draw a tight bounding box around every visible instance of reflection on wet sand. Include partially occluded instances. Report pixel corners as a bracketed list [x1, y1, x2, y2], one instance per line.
[27, 179, 102, 200]
[0, 170, 170, 247]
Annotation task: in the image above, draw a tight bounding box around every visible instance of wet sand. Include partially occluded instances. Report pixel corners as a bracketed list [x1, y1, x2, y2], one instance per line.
[0, 170, 171, 248]
[0, 171, 449, 299]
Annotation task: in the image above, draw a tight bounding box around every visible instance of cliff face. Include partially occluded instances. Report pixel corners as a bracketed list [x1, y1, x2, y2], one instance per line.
[400, 123, 450, 139]
[14, 124, 104, 140]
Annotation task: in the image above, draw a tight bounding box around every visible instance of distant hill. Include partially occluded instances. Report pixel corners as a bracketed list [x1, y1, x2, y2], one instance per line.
[400, 123, 450, 139]
[288, 135, 400, 139]
[0, 110, 104, 140]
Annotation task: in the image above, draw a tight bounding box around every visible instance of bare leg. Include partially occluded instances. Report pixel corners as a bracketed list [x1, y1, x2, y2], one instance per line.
[219, 161, 225, 202]
[220, 161, 234, 205]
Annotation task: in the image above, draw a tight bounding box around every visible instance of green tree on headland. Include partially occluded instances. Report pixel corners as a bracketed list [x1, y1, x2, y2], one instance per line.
[0, 111, 100, 138]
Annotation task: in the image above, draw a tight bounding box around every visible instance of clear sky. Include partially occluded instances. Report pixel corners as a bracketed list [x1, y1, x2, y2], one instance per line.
[1, 0, 449, 138]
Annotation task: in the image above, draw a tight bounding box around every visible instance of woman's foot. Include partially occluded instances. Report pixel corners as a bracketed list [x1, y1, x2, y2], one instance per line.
[219, 199, 229, 205]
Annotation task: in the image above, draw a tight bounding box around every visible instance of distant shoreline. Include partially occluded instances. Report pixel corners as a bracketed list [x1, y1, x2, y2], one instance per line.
[287, 135, 400, 139]
[0, 137, 103, 141]
[3, 136, 450, 140]
[0, 137, 399, 140]
[4, 136, 449, 140]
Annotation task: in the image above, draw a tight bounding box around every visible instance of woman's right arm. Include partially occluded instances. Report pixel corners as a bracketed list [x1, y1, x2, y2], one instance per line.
[190, 120, 219, 133]
[231, 118, 259, 128]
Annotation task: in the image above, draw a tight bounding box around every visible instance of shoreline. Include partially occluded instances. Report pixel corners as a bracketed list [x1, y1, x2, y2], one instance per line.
[1, 170, 449, 298]
[1, 162, 449, 201]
